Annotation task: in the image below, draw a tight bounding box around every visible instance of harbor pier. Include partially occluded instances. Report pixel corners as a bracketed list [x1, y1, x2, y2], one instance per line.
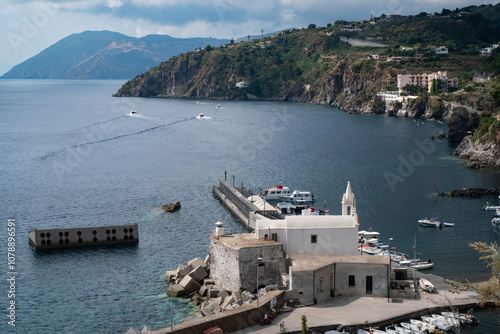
[212, 178, 281, 230]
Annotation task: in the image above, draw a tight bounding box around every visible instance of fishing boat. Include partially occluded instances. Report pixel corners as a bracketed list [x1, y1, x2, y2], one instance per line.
[261, 185, 292, 200]
[441, 311, 478, 324]
[418, 217, 441, 228]
[419, 278, 434, 292]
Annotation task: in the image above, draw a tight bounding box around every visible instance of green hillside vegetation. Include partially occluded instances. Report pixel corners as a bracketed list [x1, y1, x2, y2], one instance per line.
[116, 5, 500, 113]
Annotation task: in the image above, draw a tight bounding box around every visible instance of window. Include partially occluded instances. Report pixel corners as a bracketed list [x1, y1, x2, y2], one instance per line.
[311, 234, 317, 243]
[348, 275, 355, 287]
[319, 278, 324, 292]
[271, 233, 278, 242]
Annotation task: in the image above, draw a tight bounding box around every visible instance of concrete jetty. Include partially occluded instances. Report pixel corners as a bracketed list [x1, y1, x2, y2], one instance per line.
[212, 178, 280, 230]
[29, 224, 138, 250]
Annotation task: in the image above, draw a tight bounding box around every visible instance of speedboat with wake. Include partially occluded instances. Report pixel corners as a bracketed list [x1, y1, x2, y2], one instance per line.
[418, 217, 441, 228]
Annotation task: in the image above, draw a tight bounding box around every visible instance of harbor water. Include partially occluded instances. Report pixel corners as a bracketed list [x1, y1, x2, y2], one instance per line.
[0, 80, 499, 333]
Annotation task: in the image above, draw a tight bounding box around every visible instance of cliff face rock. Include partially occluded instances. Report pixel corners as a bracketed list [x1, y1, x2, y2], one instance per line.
[447, 107, 481, 143]
[425, 98, 448, 119]
[453, 137, 500, 168]
[406, 96, 428, 118]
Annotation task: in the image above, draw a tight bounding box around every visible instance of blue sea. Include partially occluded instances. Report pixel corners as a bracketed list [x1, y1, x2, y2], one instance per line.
[0, 80, 499, 333]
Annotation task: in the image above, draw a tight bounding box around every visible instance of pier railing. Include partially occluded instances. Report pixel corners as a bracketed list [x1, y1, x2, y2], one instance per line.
[218, 178, 260, 217]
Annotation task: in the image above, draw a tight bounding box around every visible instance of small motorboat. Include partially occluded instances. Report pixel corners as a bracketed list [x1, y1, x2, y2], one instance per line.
[419, 278, 434, 293]
[412, 261, 434, 270]
[442, 222, 455, 227]
[198, 113, 205, 118]
[421, 316, 455, 331]
[409, 319, 436, 332]
[431, 314, 461, 327]
[482, 202, 500, 211]
[492, 217, 500, 226]
[400, 322, 426, 334]
[441, 311, 478, 324]
[215, 105, 220, 108]
[129, 109, 137, 115]
[418, 218, 441, 228]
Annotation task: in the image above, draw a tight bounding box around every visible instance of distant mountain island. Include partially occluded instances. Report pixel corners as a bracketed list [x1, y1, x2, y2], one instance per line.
[1, 30, 229, 80]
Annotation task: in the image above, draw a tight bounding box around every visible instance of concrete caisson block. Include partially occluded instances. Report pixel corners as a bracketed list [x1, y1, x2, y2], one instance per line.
[167, 284, 186, 297]
[187, 265, 208, 283]
[179, 275, 201, 293]
[189, 257, 208, 270]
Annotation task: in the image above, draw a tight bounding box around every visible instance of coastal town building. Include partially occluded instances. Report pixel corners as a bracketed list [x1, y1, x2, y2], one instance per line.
[397, 71, 458, 93]
[208, 182, 398, 306]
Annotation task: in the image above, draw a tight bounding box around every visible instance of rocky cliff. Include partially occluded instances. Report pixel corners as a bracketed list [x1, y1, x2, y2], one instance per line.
[453, 136, 500, 168]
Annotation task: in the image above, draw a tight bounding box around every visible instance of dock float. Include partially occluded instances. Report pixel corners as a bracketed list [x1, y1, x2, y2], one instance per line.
[29, 224, 138, 250]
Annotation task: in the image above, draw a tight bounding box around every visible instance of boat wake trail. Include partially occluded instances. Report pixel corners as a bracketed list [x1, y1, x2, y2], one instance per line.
[81, 115, 127, 130]
[38, 116, 197, 161]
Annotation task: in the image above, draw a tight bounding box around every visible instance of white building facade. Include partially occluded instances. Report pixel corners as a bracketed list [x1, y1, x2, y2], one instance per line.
[254, 182, 359, 256]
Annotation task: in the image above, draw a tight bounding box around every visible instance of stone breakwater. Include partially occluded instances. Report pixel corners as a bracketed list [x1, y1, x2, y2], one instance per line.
[438, 187, 500, 197]
[126, 256, 268, 333]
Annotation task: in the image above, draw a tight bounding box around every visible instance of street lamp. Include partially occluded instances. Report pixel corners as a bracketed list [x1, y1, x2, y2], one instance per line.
[387, 237, 393, 303]
[256, 255, 263, 308]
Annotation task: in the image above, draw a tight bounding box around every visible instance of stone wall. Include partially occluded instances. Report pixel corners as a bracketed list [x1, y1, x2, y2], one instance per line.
[142, 290, 284, 334]
[208, 236, 285, 292]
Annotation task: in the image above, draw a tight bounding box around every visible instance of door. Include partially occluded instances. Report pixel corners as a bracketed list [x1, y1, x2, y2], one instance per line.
[366, 275, 373, 295]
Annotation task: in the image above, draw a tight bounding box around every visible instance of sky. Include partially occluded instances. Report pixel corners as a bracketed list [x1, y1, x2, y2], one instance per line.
[0, 0, 495, 76]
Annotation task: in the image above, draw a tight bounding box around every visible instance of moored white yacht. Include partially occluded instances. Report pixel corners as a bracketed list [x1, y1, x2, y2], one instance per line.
[261, 185, 292, 200]
[279, 190, 314, 203]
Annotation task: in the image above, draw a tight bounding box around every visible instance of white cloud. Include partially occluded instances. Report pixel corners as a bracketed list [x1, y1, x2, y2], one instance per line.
[107, 0, 123, 9]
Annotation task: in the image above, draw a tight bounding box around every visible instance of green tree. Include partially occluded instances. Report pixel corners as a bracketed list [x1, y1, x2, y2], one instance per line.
[490, 85, 500, 108]
[308, 23, 316, 29]
[301, 315, 308, 334]
[205, 45, 212, 51]
[230, 38, 234, 44]
[469, 242, 500, 306]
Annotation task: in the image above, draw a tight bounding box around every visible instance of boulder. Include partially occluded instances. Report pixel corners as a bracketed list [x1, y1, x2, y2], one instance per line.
[167, 284, 186, 297]
[187, 265, 208, 282]
[435, 130, 446, 139]
[188, 257, 208, 270]
[179, 275, 201, 293]
[161, 201, 181, 213]
[165, 270, 176, 282]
